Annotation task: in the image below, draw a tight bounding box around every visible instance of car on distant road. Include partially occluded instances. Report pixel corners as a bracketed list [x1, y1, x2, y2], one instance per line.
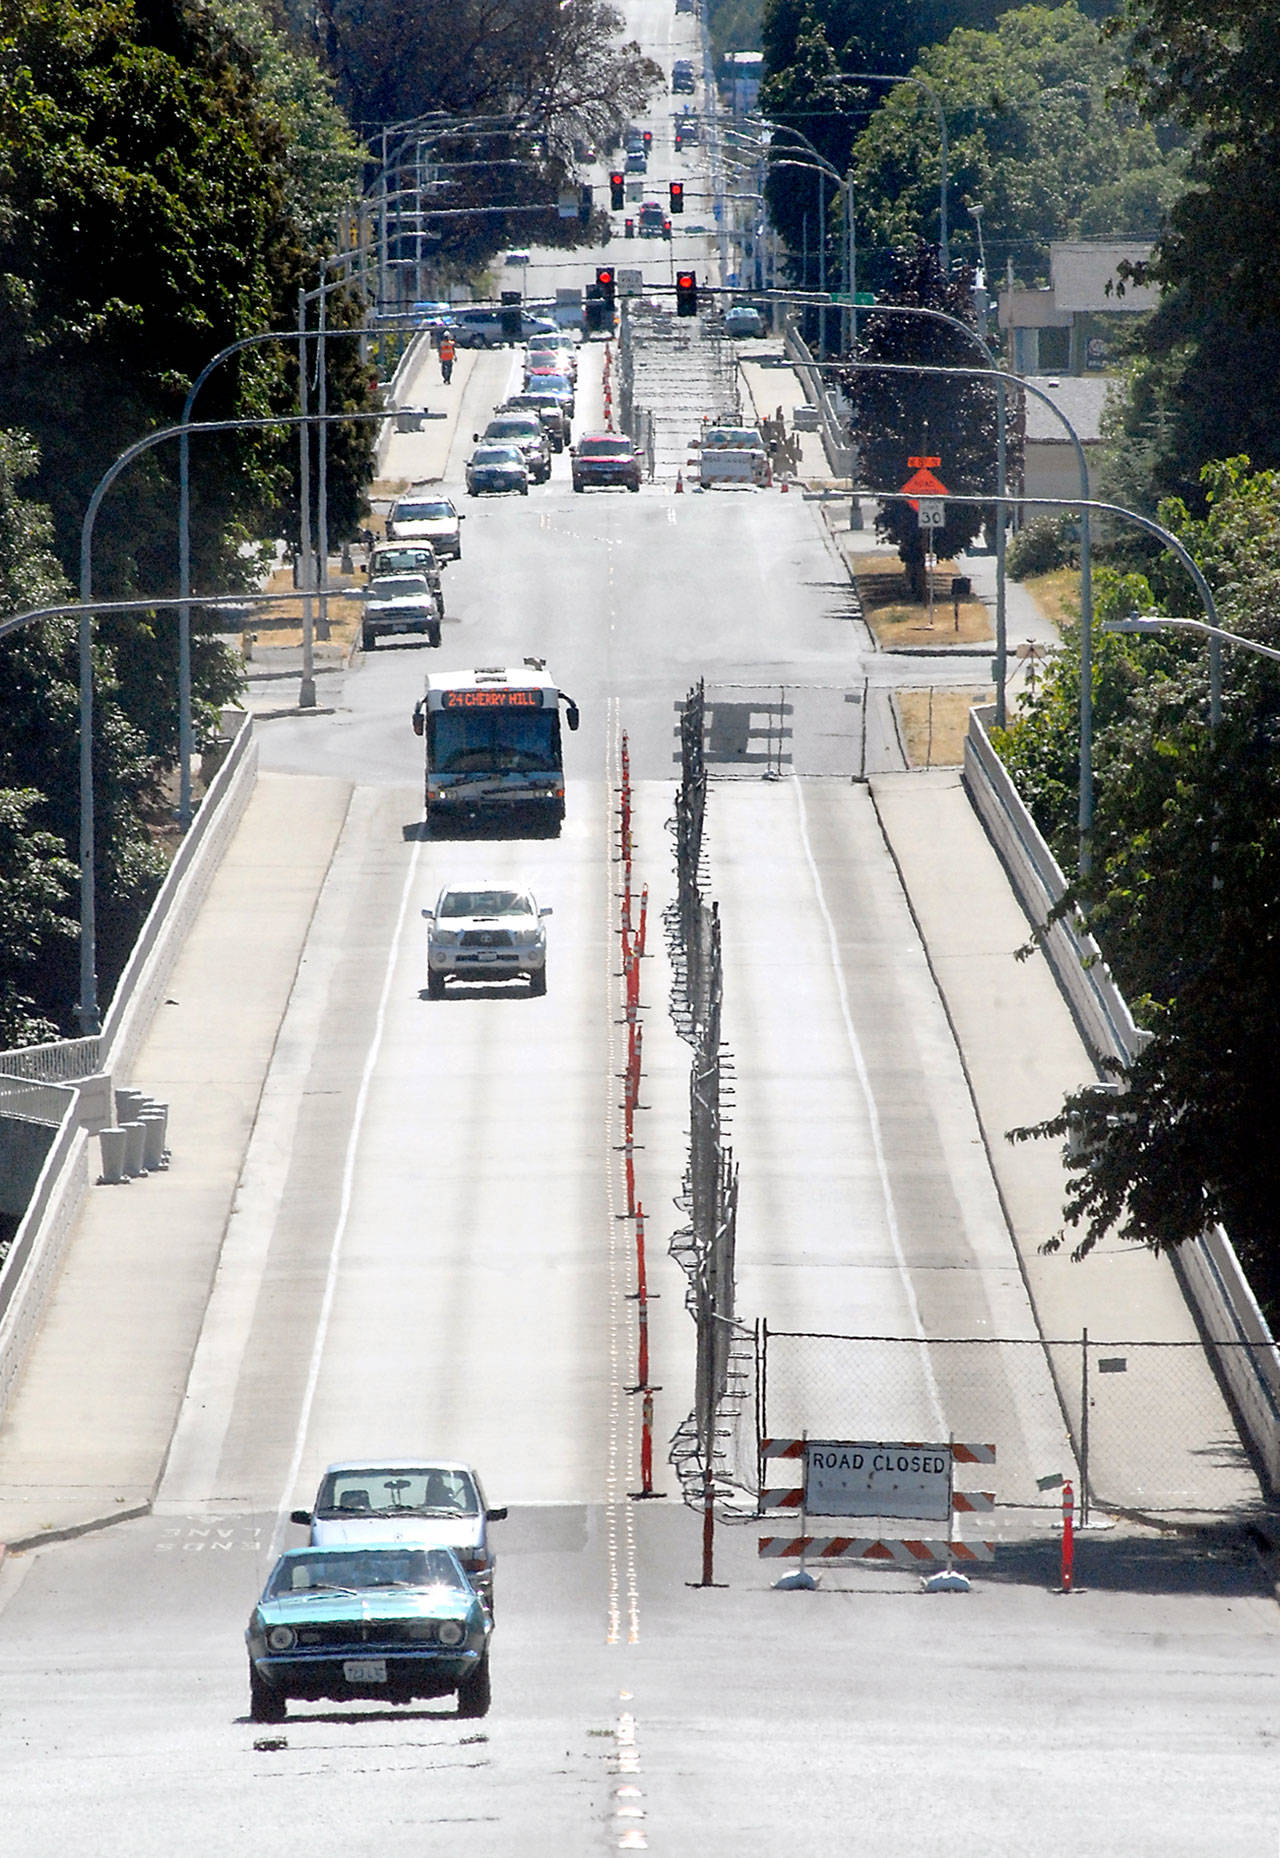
[246, 1543, 492, 1722]
[724, 303, 766, 338]
[465, 442, 530, 496]
[571, 433, 642, 493]
[504, 248, 531, 267]
[411, 300, 455, 335]
[291, 1458, 509, 1609]
[385, 491, 464, 559]
[524, 330, 579, 377]
[500, 391, 570, 451]
[423, 884, 552, 997]
[451, 306, 558, 348]
[361, 573, 441, 650]
[672, 58, 695, 93]
[478, 413, 552, 482]
[522, 365, 575, 420]
[624, 149, 647, 174]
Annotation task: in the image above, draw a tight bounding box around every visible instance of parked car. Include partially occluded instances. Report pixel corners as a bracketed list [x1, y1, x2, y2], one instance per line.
[361, 573, 441, 650]
[571, 433, 642, 493]
[500, 392, 569, 451]
[465, 442, 529, 495]
[385, 491, 464, 560]
[478, 413, 552, 482]
[522, 365, 575, 420]
[290, 1458, 509, 1609]
[423, 884, 552, 998]
[246, 1543, 492, 1722]
[724, 303, 766, 338]
[411, 300, 455, 336]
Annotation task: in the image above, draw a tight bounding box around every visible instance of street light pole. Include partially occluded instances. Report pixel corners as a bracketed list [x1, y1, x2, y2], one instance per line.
[832, 72, 948, 268]
[297, 286, 316, 710]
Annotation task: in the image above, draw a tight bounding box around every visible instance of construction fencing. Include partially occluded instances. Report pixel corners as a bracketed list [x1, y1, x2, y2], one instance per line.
[664, 681, 756, 1511]
[760, 1326, 1269, 1521]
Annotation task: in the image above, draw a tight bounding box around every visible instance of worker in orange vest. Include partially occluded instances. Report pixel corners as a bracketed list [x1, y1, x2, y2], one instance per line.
[438, 330, 456, 384]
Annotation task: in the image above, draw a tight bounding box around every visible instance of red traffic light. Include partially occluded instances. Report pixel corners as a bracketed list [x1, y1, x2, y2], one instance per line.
[643, 130, 652, 151]
[610, 170, 625, 209]
[669, 181, 684, 213]
[597, 266, 615, 288]
[676, 271, 697, 316]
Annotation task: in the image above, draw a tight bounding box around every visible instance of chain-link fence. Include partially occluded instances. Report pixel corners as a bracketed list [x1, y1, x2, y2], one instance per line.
[665, 682, 755, 1507]
[761, 1328, 1271, 1520]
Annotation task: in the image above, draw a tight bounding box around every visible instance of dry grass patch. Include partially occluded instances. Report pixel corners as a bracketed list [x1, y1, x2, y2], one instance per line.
[897, 686, 995, 768]
[850, 552, 992, 646]
[238, 564, 365, 652]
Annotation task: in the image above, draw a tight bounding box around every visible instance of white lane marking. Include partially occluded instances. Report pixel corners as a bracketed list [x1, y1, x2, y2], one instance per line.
[613, 1707, 648, 1848]
[269, 827, 425, 1559]
[792, 777, 945, 1430]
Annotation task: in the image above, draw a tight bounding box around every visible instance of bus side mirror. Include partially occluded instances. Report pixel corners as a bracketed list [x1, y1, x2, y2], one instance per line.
[565, 701, 580, 732]
[412, 701, 425, 737]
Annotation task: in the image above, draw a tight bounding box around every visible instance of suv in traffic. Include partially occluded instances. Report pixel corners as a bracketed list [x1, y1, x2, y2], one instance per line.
[385, 491, 464, 560]
[571, 433, 642, 493]
[361, 573, 441, 651]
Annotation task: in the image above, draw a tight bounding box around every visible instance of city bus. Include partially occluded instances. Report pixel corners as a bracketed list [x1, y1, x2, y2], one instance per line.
[411, 663, 580, 833]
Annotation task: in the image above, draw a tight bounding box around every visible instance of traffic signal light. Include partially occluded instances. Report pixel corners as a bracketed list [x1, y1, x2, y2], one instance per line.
[669, 181, 684, 214]
[500, 290, 522, 344]
[579, 183, 593, 226]
[642, 130, 652, 152]
[610, 170, 625, 210]
[584, 284, 606, 334]
[676, 271, 698, 317]
[624, 218, 635, 238]
[596, 266, 616, 309]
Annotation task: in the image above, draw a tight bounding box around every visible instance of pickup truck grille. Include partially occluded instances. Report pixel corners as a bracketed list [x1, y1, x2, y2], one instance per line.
[459, 929, 514, 948]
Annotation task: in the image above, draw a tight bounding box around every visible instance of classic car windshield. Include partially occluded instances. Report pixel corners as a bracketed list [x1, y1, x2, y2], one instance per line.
[315, 1466, 481, 1515]
[266, 1547, 468, 1597]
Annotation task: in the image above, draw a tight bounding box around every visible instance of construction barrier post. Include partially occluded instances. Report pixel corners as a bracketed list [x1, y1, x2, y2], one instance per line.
[1061, 1479, 1075, 1592]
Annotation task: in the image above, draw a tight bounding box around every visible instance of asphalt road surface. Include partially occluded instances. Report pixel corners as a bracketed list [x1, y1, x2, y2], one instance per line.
[3, 42, 1279, 1858]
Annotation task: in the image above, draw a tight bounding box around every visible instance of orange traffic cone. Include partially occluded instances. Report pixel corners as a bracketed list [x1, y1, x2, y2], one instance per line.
[780, 477, 790, 493]
[675, 471, 684, 493]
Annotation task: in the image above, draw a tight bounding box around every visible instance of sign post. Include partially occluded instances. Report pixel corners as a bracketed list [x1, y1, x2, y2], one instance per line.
[901, 457, 949, 630]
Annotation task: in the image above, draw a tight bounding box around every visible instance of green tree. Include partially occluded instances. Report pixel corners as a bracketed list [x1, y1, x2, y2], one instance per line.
[1098, 0, 1280, 508]
[999, 459, 1280, 1314]
[838, 242, 1011, 590]
[848, 3, 1183, 284]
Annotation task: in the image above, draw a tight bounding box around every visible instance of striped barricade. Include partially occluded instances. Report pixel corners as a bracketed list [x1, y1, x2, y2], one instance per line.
[759, 1536, 996, 1565]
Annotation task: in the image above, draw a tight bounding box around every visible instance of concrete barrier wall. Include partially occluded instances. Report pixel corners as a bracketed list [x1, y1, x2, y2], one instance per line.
[0, 709, 258, 1421]
[964, 703, 1280, 1489]
[783, 323, 855, 479]
[101, 706, 257, 1092]
[0, 1112, 87, 1416]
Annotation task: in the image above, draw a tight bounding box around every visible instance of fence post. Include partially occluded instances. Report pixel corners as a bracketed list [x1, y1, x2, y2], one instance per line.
[1080, 1327, 1090, 1526]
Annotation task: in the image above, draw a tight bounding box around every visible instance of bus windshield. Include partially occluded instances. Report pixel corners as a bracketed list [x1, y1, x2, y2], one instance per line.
[428, 706, 559, 774]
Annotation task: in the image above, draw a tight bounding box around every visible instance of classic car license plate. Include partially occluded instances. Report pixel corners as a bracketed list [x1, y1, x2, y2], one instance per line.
[344, 1659, 387, 1683]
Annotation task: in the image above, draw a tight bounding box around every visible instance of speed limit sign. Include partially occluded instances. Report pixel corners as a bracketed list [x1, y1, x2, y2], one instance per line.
[917, 498, 946, 528]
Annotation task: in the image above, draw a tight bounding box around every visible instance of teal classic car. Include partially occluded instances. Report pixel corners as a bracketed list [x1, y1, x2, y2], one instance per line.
[246, 1544, 492, 1723]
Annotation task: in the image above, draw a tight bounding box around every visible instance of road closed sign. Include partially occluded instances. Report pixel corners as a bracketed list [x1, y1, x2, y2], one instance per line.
[805, 1441, 952, 1521]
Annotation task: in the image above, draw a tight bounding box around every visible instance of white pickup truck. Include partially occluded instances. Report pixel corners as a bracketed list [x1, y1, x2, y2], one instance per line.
[693, 424, 771, 489]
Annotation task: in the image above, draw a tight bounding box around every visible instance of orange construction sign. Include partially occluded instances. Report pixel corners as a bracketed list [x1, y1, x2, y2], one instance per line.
[901, 462, 948, 508]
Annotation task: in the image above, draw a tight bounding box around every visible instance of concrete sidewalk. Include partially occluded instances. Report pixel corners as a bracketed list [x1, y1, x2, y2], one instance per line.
[872, 769, 1263, 1518]
[0, 773, 351, 1550]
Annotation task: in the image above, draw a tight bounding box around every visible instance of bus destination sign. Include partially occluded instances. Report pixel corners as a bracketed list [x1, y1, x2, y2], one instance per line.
[440, 687, 545, 709]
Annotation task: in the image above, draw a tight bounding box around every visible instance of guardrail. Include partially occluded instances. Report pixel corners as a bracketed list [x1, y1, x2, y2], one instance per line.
[782, 321, 855, 479]
[963, 701, 1280, 1491]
